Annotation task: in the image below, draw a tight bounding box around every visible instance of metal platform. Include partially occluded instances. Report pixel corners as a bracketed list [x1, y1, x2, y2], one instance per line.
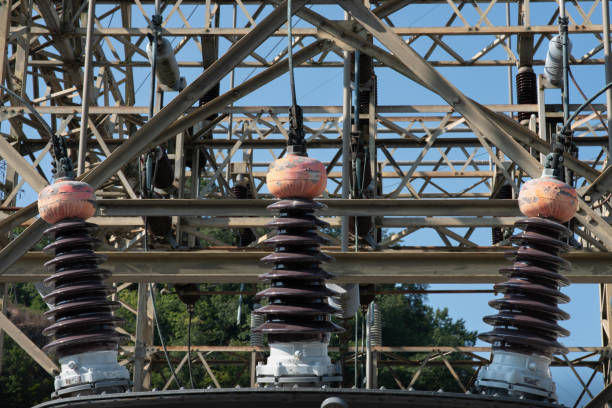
[33, 388, 561, 408]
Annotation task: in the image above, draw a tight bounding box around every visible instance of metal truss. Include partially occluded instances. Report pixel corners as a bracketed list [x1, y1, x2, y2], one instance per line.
[0, 0, 611, 401]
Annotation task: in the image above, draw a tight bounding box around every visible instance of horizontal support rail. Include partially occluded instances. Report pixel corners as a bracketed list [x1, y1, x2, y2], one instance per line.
[5, 250, 611, 283]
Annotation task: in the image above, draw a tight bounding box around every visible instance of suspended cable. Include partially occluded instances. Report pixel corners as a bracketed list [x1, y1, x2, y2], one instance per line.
[560, 81, 612, 135]
[149, 282, 182, 389]
[568, 69, 608, 132]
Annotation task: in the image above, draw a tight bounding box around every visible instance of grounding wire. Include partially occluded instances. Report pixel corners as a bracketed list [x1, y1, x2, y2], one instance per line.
[149, 282, 182, 388]
[187, 309, 195, 389]
[287, 0, 297, 107]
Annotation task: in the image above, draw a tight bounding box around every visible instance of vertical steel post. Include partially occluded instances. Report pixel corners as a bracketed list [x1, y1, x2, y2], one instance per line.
[149, 0, 161, 120]
[133, 283, 149, 391]
[602, 0, 612, 153]
[538, 76, 548, 164]
[77, 0, 97, 176]
[0, 283, 7, 375]
[228, 5, 236, 185]
[365, 303, 373, 389]
[341, 13, 351, 253]
[559, 0, 570, 124]
[506, 2, 513, 111]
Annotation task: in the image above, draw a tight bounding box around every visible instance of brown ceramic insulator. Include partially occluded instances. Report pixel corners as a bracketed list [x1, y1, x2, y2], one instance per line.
[492, 184, 513, 244]
[253, 199, 343, 343]
[42, 219, 125, 358]
[479, 217, 571, 356]
[516, 67, 538, 124]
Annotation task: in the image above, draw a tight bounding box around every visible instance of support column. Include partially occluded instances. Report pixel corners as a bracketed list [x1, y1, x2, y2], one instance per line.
[144, 288, 155, 389]
[350, 42, 378, 247]
[600, 284, 612, 386]
[597, 0, 611, 379]
[603, 0, 612, 154]
[0, 283, 8, 375]
[0, 0, 12, 93]
[341, 13, 351, 253]
[133, 283, 149, 391]
[365, 307, 373, 389]
[76, 0, 96, 177]
[250, 351, 257, 388]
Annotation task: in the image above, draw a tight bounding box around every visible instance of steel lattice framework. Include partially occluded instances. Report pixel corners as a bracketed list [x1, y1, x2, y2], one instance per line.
[0, 0, 611, 404]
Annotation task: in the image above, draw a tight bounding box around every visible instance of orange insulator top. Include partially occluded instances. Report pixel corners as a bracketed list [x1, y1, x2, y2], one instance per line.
[266, 154, 327, 199]
[518, 171, 578, 223]
[38, 179, 96, 224]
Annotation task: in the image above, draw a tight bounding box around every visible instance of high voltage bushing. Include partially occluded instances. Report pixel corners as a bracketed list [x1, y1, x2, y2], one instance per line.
[516, 67, 538, 125]
[475, 168, 578, 401]
[253, 154, 343, 387]
[38, 180, 129, 397]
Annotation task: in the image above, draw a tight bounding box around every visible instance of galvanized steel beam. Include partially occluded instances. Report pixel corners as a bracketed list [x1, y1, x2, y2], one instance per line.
[4, 250, 611, 284]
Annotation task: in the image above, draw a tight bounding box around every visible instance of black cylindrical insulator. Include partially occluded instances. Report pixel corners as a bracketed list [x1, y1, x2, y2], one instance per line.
[253, 199, 343, 343]
[516, 67, 538, 124]
[492, 184, 513, 244]
[42, 219, 124, 358]
[199, 83, 220, 107]
[232, 184, 248, 199]
[175, 283, 200, 307]
[231, 184, 256, 247]
[480, 217, 571, 357]
[199, 83, 220, 121]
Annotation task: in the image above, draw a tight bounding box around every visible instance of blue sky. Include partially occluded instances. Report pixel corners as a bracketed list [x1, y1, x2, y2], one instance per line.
[3, 1, 610, 405]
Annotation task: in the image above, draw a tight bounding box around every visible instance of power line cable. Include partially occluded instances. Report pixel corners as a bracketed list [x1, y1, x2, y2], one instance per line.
[149, 282, 183, 388]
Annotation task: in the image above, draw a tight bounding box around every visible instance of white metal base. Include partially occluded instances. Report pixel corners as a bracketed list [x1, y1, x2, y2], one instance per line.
[475, 350, 556, 401]
[54, 350, 130, 397]
[256, 341, 341, 386]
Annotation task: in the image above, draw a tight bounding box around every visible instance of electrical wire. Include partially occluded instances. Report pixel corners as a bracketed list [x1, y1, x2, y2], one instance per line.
[287, 0, 297, 107]
[568, 69, 608, 131]
[187, 308, 195, 389]
[561, 80, 612, 134]
[149, 282, 182, 389]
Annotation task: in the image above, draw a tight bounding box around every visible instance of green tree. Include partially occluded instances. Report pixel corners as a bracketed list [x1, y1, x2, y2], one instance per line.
[0, 301, 54, 408]
[376, 286, 477, 392]
[332, 283, 477, 392]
